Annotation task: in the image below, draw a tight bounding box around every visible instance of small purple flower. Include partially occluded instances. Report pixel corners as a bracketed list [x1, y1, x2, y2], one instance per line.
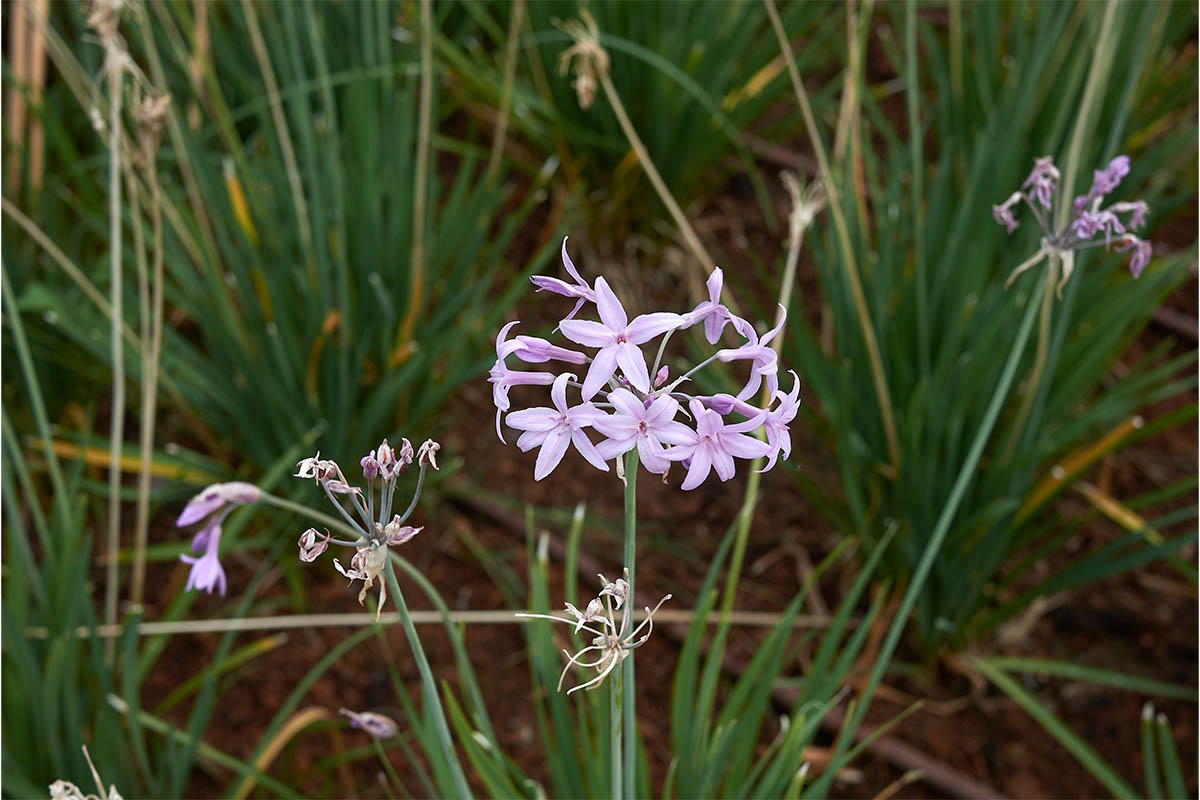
[176, 481, 260, 526]
[682, 267, 732, 344]
[180, 517, 226, 595]
[716, 310, 786, 401]
[530, 237, 597, 323]
[559, 278, 683, 399]
[510, 335, 589, 365]
[761, 371, 801, 471]
[339, 708, 399, 739]
[396, 438, 415, 473]
[663, 399, 772, 490]
[1022, 156, 1060, 210]
[505, 373, 609, 480]
[298, 528, 330, 562]
[593, 389, 694, 474]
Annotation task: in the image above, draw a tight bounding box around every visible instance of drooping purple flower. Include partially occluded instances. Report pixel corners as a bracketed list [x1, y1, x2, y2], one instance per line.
[1022, 156, 1060, 210]
[715, 310, 786, 401]
[530, 237, 597, 323]
[491, 321, 556, 441]
[175, 481, 260, 526]
[663, 399, 772, 490]
[559, 278, 683, 398]
[360, 451, 380, 480]
[592, 389, 694, 474]
[180, 517, 227, 595]
[993, 196, 1020, 235]
[504, 373, 609, 480]
[682, 267, 732, 344]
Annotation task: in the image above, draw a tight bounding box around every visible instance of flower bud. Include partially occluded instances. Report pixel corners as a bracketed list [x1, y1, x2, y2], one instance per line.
[653, 365, 669, 388]
[339, 708, 399, 739]
[397, 438, 415, 473]
[360, 450, 380, 480]
[418, 439, 440, 470]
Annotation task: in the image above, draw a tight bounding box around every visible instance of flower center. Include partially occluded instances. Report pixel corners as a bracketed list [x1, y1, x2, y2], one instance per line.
[637, 420, 648, 434]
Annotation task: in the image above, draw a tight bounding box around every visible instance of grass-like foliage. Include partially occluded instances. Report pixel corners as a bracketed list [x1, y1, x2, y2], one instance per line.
[5, 0, 555, 470]
[785, 0, 1198, 654]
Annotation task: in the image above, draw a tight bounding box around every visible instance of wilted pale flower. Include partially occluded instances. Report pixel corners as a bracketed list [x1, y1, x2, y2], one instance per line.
[495, 238, 798, 489]
[417, 439, 440, 471]
[50, 746, 122, 800]
[339, 708, 399, 739]
[518, 571, 670, 693]
[995, 154, 1153, 292]
[297, 528, 330, 562]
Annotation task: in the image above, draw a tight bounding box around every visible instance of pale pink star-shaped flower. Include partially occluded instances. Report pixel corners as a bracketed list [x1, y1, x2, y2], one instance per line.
[505, 373, 609, 480]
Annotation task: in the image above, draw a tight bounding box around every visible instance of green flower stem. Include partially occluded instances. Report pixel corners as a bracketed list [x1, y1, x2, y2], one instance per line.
[610, 676, 622, 800]
[383, 557, 472, 799]
[622, 448, 639, 800]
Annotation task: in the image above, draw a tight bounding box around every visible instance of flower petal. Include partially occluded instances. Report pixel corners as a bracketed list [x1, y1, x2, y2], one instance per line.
[681, 446, 713, 490]
[721, 432, 772, 459]
[614, 341, 650, 394]
[571, 428, 610, 472]
[506, 407, 561, 432]
[560, 319, 616, 348]
[593, 277, 628, 330]
[625, 312, 683, 344]
[534, 427, 571, 481]
[581, 346, 618, 400]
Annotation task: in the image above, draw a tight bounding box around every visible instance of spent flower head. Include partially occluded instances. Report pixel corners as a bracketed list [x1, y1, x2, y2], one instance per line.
[994, 154, 1153, 293]
[494, 238, 797, 489]
[518, 571, 670, 694]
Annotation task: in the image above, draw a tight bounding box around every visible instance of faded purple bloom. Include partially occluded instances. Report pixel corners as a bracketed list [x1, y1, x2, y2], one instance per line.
[530, 237, 597, 323]
[1111, 200, 1149, 230]
[599, 576, 628, 608]
[339, 708, 399, 739]
[716, 310, 786, 401]
[1116, 235, 1153, 278]
[335, 544, 389, 614]
[593, 389, 693, 474]
[664, 399, 772, 490]
[565, 597, 604, 634]
[505, 373, 608, 480]
[180, 517, 226, 595]
[559, 277, 683, 399]
[1022, 156, 1060, 210]
[1090, 155, 1130, 197]
[683, 267, 732, 344]
[176, 481, 260, 526]
[1071, 210, 1123, 245]
[298, 528, 330, 562]
[993, 202, 1020, 234]
[417, 439, 440, 470]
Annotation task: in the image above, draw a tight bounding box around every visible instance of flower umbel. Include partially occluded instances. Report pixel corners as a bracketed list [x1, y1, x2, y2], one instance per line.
[292, 438, 439, 619]
[499, 238, 797, 488]
[994, 155, 1152, 293]
[517, 571, 670, 694]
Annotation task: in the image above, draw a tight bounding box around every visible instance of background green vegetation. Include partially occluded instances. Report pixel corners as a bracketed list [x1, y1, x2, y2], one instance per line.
[3, 1, 1196, 797]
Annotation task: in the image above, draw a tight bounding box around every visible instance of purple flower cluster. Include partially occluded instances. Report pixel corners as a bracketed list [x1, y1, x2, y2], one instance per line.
[492, 239, 799, 490]
[993, 155, 1152, 278]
